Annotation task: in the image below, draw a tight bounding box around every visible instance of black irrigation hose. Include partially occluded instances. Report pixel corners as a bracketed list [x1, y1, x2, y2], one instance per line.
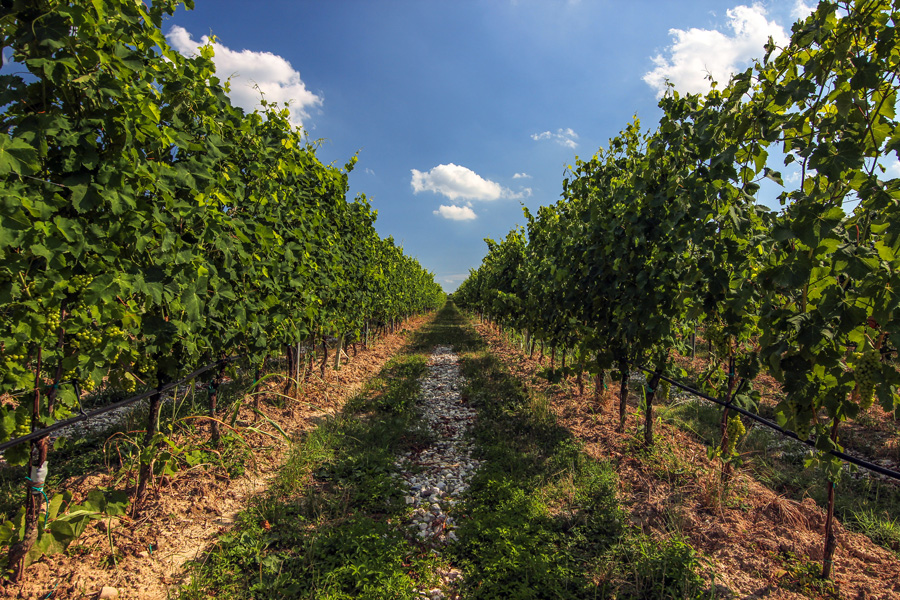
[636, 363, 900, 483]
[0, 355, 243, 453]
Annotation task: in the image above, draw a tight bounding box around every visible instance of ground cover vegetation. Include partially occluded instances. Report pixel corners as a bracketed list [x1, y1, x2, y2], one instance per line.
[185, 303, 716, 600]
[0, 315, 426, 598]
[0, 0, 443, 581]
[454, 0, 900, 580]
[474, 317, 900, 598]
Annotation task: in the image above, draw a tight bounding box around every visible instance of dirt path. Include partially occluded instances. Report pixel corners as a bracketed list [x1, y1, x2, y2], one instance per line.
[2, 316, 431, 600]
[394, 345, 477, 598]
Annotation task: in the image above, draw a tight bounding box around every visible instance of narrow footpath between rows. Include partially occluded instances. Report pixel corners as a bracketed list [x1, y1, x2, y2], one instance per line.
[177, 302, 897, 599]
[396, 346, 479, 550]
[184, 303, 721, 599]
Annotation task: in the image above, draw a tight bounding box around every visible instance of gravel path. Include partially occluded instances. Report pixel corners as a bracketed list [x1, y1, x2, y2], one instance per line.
[394, 345, 480, 598]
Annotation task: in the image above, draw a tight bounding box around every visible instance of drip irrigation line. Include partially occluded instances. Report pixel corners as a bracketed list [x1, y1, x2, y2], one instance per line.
[636, 364, 900, 483]
[0, 355, 243, 453]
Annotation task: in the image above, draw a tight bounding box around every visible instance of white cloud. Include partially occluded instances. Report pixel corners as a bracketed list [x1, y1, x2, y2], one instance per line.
[365, 167, 375, 175]
[411, 163, 530, 201]
[513, 172, 532, 179]
[531, 128, 579, 149]
[440, 273, 470, 283]
[434, 205, 477, 220]
[643, 4, 789, 97]
[791, 0, 816, 20]
[784, 170, 800, 184]
[883, 159, 900, 177]
[165, 26, 322, 128]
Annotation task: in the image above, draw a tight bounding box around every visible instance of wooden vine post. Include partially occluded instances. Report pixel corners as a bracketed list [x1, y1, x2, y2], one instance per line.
[281, 344, 299, 395]
[319, 335, 328, 378]
[10, 306, 66, 580]
[333, 333, 344, 370]
[718, 355, 738, 480]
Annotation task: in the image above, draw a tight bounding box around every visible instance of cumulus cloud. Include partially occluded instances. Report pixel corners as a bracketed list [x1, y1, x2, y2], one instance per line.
[643, 4, 789, 97]
[165, 25, 322, 128]
[791, 0, 816, 19]
[531, 128, 579, 149]
[513, 172, 532, 179]
[434, 205, 477, 220]
[884, 159, 900, 177]
[411, 163, 530, 201]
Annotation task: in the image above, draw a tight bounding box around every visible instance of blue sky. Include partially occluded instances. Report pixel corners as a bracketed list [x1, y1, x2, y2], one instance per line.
[163, 0, 816, 292]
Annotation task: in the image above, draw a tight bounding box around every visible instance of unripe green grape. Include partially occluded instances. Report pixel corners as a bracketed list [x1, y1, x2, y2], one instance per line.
[70, 274, 94, 290]
[44, 309, 61, 337]
[725, 415, 746, 457]
[109, 370, 137, 393]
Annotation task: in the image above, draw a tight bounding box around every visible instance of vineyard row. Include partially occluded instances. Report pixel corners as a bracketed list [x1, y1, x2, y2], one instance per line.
[455, 0, 900, 580]
[0, 0, 444, 579]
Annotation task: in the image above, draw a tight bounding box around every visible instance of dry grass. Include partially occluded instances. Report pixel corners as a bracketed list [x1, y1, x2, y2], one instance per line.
[478, 323, 900, 600]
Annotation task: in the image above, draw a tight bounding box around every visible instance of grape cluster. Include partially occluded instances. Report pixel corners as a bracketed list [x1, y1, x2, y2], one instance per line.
[44, 309, 61, 335]
[70, 274, 93, 290]
[109, 370, 137, 393]
[12, 418, 29, 438]
[725, 415, 746, 457]
[3, 410, 31, 442]
[854, 347, 880, 410]
[75, 329, 102, 349]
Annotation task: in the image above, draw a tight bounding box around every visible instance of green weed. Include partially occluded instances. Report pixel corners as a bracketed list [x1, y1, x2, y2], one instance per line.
[182, 346, 443, 599]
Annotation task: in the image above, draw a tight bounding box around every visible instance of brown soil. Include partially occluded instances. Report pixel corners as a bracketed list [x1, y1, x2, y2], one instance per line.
[0, 316, 431, 600]
[476, 322, 900, 600]
[670, 341, 900, 466]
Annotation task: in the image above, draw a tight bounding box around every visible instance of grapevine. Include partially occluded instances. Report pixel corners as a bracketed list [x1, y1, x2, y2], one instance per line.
[724, 416, 746, 458]
[854, 346, 881, 411]
[456, 0, 900, 580]
[0, 0, 444, 579]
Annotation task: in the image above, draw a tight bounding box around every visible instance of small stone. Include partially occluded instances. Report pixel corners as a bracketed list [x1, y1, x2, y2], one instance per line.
[98, 587, 119, 599]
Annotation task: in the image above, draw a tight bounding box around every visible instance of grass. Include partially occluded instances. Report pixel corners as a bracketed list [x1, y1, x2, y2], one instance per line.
[181, 303, 712, 599]
[0, 360, 279, 574]
[180, 331, 443, 599]
[445, 305, 708, 599]
[657, 394, 900, 558]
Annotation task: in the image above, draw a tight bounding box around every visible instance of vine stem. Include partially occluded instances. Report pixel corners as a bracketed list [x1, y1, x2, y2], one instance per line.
[617, 358, 628, 433]
[9, 347, 46, 581]
[821, 415, 842, 580]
